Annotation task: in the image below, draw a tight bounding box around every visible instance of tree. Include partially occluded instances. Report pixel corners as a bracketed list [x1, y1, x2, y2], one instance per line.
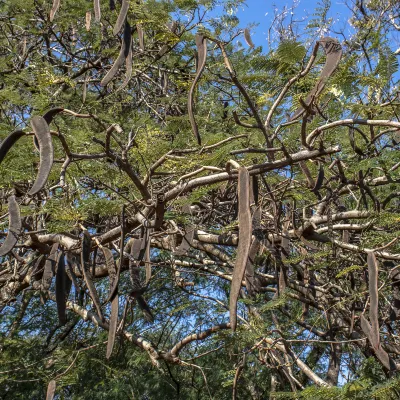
[0, 0, 399, 398]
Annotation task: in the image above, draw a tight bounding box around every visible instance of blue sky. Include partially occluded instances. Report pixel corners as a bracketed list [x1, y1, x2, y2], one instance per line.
[217, 0, 353, 51]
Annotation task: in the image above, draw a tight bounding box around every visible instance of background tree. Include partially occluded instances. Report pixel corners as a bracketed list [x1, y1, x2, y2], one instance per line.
[0, 0, 400, 399]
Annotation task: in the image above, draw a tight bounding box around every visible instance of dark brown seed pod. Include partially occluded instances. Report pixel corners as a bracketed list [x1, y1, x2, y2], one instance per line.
[244, 28, 254, 48]
[312, 163, 324, 193]
[94, 0, 101, 22]
[28, 116, 54, 196]
[49, 0, 60, 22]
[101, 21, 132, 87]
[46, 380, 56, 400]
[230, 167, 252, 331]
[290, 37, 342, 121]
[43, 108, 64, 124]
[55, 251, 67, 325]
[187, 34, 207, 145]
[81, 229, 103, 320]
[0, 196, 22, 257]
[115, 40, 133, 92]
[0, 130, 25, 164]
[113, 0, 129, 35]
[110, 0, 116, 11]
[42, 243, 59, 291]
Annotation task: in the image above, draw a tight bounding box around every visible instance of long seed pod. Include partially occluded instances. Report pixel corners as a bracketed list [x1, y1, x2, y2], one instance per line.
[312, 163, 324, 193]
[113, 0, 129, 35]
[49, 0, 60, 22]
[244, 28, 254, 48]
[100, 246, 119, 359]
[0, 196, 22, 257]
[28, 116, 54, 196]
[42, 243, 59, 291]
[94, 0, 101, 22]
[46, 380, 56, 400]
[101, 21, 132, 86]
[81, 229, 103, 320]
[55, 251, 67, 325]
[0, 130, 25, 164]
[43, 108, 64, 124]
[290, 37, 342, 121]
[230, 167, 252, 331]
[137, 24, 145, 50]
[187, 34, 207, 145]
[106, 206, 126, 302]
[85, 11, 92, 31]
[115, 40, 133, 92]
[153, 194, 165, 230]
[128, 239, 154, 322]
[367, 251, 380, 348]
[110, 0, 116, 11]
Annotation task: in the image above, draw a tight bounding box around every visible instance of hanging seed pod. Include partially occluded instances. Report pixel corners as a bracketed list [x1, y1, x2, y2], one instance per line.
[137, 24, 144, 51]
[86, 11, 92, 31]
[93, 0, 101, 22]
[230, 167, 252, 331]
[101, 20, 132, 86]
[290, 37, 342, 121]
[153, 194, 165, 230]
[0, 196, 22, 257]
[113, 0, 129, 35]
[49, 0, 60, 22]
[110, 0, 116, 11]
[0, 130, 25, 164]
[312, 163, 324, 193]
[243, 28, 254, 48]
[100, 246, 118, 358]
[187, 33, 207, 145]
[43, 108, 64, 124]
[81, 228, 103, 320]
[42, 243, 59, 291]
[28, 116, 54, 196]
[55, 251, 68, 325]
[115, 39, 133, 92]
[46, 380, 56, 400]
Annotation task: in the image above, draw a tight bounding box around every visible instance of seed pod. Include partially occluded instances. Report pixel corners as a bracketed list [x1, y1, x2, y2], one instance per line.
[42, 243, 59, 291]
[43, 108, 64, 124]
[153, 194, 165, 230]
[312, 163, 324, 193]
[110, 0, 116, 10]
[46, 380, 56, 400]
[86, 11, 92, 31]
[137, 24, 144, 51]
[367, 251, 380, 348]
[81, 229, 103, 320]
[100, 246, 118, 359]
[0, 196, 22, 257]
[113, 0, 129, 35]
[115, 39, 133, 92]
[0, 130, 25, 164]
[28, 116, 54, 196]
[94, 0, 101, 22]
[244, 28, 254, 48]
[49, 0, 60, 22]
[230, 167, 252, 331]
[101, 20, 132, 86]
[55, 251, 67, 325]
[290, 37, 342, 121]
[187, 34, 207, 145]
